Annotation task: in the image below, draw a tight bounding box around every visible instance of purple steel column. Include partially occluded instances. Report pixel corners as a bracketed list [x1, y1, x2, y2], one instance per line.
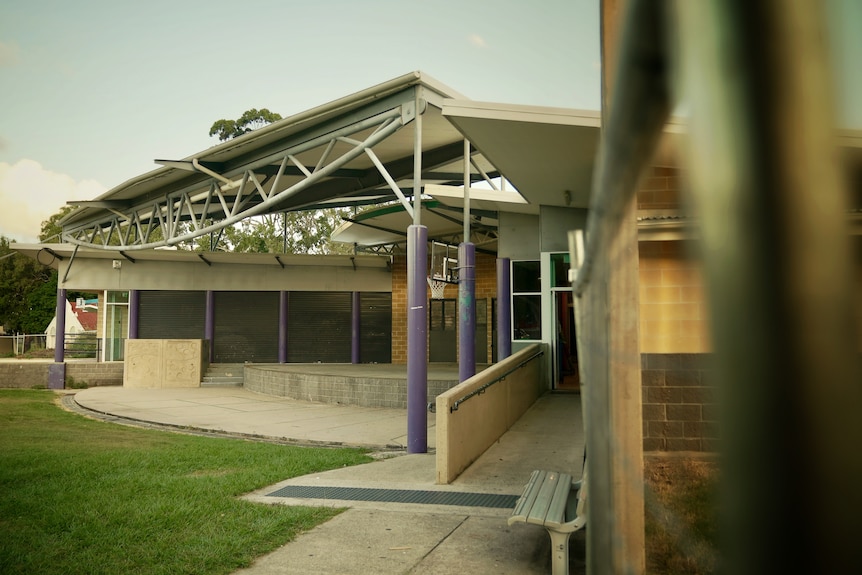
[497, 258, 512, 361]
[205, 291, 215, 363]
[407, 225, 428, 453]
[351, 291, 360, 364]
[128, 290, 139, 339]
[278, 291, 288, 363]
[53, 288, 67, 363]
[458, 242, 476, 381]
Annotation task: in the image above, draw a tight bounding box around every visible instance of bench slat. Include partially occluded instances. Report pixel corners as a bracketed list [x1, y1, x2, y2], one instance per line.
[526, 471, 563, 524]
[509, 469, 543, 523]
[543, 472, 573, 529]
[509, 470, 575, 528]
[508, 468, 588, 575]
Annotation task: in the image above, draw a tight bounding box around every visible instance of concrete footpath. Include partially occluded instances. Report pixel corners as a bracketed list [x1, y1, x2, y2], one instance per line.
[71, 386, 586, 574]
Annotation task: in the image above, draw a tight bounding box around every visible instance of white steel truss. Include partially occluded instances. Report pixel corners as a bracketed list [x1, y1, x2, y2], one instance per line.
[63, 106, 413, 251]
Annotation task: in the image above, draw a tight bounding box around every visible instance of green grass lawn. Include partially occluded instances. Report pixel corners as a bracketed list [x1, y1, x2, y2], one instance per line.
[0, 390, 372, 575]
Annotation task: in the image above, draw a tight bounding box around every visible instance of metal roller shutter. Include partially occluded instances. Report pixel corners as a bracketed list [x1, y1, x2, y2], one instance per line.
[138, 291, 206, 340]
[287, 292, 351, 363]
[360, 292, 392, 363]
[429, 299, 457, 362]
[214, 291, 278, 363]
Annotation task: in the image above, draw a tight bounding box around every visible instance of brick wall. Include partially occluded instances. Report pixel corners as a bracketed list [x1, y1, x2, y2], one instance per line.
[639, 241, 711, 353]
[392, 255, 407, 364]
[642, 353, 718, 452]
[855, 236, 862, 350]
[391, 251, 498, 364]
[636, 165, 711, 354]
[474, 252, 498, 362]
[638, 166, 716, 451]
[637, 165, 682, 209]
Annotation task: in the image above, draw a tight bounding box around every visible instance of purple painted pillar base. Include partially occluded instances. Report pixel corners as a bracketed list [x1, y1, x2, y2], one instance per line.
[54, 288, 67, 363]
[48, 363, 65, 390]
[407, 225, 428, 454]
[458, 242, 476, 382]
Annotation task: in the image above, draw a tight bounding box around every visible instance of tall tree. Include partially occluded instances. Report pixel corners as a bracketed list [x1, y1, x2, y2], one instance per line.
[0, 236, 56, 333]
[0, 206, 102, 335]
[39, 205, 74, 242]
[193, 211, 353, 255]
[209, 108, 283, 142]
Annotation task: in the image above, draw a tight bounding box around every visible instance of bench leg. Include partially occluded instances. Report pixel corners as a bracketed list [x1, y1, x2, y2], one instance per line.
[547, 529, 571, 575]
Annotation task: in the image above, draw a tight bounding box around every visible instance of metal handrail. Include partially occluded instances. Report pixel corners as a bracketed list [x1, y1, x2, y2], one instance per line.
[449, 349, 544, 412]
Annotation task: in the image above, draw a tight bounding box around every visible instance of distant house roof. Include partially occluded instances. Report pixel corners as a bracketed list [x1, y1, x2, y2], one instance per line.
[71, 302, 98, 331]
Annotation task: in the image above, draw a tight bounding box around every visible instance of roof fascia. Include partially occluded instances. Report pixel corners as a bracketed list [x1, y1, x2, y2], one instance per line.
[443, 99, 602, 127]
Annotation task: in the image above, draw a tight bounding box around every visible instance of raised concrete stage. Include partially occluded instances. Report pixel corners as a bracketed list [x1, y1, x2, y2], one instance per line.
[243, 363, 487, 409]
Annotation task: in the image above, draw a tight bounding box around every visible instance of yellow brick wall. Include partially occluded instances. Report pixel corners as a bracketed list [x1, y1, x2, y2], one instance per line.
[638, 241, 711, 353]
[637, 166, 683, 209]
[855, 236, 862, 351]
[391, 251, 498, 364]
[391, 255, 407, 363]
[637, 166, 711, 353]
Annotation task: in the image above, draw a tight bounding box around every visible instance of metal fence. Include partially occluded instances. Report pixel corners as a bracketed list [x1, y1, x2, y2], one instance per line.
[0, 334, 48, 356]
[0, 332, 100, 360]
[63, 333, 101, 360]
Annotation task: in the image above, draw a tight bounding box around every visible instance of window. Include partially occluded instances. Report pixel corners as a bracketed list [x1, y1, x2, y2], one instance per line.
[512, 260, 541, 340]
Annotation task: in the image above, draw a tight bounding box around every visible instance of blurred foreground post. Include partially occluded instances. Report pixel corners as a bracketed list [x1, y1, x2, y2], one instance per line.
[673, 1, 862, 572]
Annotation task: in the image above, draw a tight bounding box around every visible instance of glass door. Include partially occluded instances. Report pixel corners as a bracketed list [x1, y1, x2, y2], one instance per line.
[104, 291, 129, 361]
[547, 253, 579, 391]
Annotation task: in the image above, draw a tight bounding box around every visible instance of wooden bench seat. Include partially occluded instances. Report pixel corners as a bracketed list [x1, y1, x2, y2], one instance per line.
[508, 468, 587, 575]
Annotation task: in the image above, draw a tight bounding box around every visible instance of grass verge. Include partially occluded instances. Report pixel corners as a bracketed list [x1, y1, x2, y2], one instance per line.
[0, 389, 372, 575]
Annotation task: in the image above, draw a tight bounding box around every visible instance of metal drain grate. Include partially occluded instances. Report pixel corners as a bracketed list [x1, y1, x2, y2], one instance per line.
[267, 485, 519, 509]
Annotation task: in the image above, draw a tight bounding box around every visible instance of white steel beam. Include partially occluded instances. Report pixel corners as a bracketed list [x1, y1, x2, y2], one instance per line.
[64, 109, 406, 250]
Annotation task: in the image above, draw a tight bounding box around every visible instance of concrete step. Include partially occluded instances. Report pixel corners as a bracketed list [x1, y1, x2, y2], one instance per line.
[201, 363, 244, 386]
[201, 377, 243, 387]
[205, 363, 244, 376]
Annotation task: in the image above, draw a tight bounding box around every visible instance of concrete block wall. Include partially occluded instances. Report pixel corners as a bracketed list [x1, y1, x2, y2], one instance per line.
[0, 361, 124, 388]
[66, 362, 124, 387]
[0, 362, 50, 388]
[642, 353, 718, 452]
[244, 365, 458, 408]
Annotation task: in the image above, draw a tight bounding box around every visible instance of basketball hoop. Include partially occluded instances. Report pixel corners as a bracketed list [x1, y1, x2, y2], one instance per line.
[427, 276, 448, 300]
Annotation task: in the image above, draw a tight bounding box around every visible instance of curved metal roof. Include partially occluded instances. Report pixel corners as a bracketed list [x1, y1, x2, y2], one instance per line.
[58, 71, 496, 250]
[57, 68, 862, 253]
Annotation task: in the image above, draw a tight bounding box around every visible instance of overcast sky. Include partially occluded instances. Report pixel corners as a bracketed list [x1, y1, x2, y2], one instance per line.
[0, 0, 859, 243]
